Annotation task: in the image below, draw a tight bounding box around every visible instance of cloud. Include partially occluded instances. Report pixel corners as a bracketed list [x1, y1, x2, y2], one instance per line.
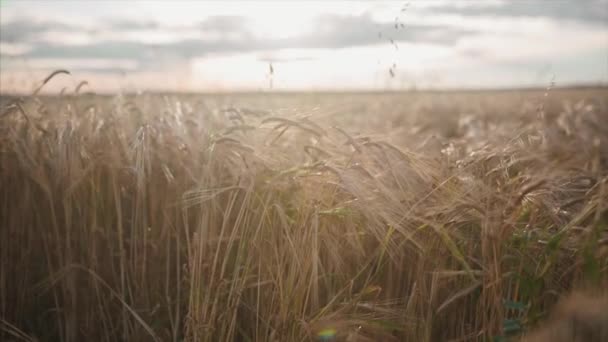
[199, 15, 249, 34]
[105, 19, 160, 31]
[257, 56, 315, 63]
[0, 42, 33, 57]
[2, 2, 605, 89]
[1, 13, 474, 64]
[425, 0, 608, 26]
[293, 13, 473, 48]
[0, 19, 74, 42]
[24, 41, 154, 60]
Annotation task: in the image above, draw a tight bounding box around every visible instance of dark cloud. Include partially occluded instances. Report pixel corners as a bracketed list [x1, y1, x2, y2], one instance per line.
[2, 0, 605, 69]
[426, 0, 608, 25]
[0, 20, 73, 42]
[3, 12, 474, 65]
[106, 19, 160, 30]
[25, 41, 153, 60]
[293, 13, 473, 48]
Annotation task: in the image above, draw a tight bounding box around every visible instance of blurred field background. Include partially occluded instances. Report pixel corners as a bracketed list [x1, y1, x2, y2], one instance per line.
[1, 1, 608, 341]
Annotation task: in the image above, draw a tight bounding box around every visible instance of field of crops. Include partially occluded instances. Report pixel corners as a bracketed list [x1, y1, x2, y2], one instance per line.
[1, 87, 607, 341]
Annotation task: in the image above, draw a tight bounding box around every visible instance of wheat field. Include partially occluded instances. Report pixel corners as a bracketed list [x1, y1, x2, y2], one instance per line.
[1, 85, 607, 341]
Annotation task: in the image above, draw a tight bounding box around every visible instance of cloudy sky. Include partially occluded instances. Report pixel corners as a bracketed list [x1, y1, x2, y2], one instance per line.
[0, 0, 607, 93]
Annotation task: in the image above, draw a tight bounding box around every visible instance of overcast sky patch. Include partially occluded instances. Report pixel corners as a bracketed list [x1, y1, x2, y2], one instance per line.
[0, 0, 606, 91]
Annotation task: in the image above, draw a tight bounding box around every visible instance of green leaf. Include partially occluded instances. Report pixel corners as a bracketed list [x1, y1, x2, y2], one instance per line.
[503, 318, 522, 334]
[517, 272, 543, 302]
[546, 231, 564, 253]
[582, 251, 600, 285]
[503, 299, 527, 311]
